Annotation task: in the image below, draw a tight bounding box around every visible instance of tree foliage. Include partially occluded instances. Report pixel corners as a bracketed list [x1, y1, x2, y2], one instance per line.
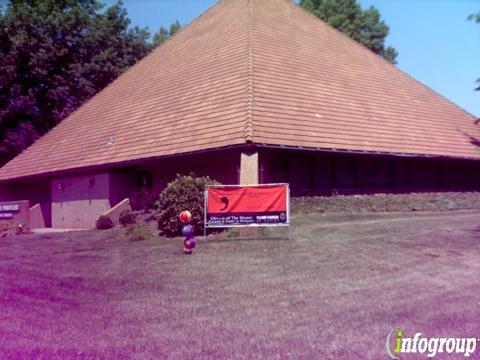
[300, 0, 398, 64]
[0, 1, 180, 165]
[152, 20, 181, 47]
[468, 13, 480, 23]
[469, 13, 480, 91]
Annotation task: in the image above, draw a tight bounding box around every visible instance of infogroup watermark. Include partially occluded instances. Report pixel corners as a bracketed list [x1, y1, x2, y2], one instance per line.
[386, 328, 478, 358]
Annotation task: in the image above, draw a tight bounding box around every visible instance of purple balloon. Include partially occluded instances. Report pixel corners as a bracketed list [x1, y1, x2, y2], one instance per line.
[182, 225, 194, 238]
[189, 239, 196, 249]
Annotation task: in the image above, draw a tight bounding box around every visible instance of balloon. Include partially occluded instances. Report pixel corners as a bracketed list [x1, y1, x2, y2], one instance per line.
[179, 210, 192, 224]
[184, 239, 193, 250]
[181, 224, 194, 238]
[189, 238, 196, 249]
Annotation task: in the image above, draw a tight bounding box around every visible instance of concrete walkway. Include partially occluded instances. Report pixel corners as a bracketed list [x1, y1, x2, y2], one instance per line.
[32, 228, 88, 234]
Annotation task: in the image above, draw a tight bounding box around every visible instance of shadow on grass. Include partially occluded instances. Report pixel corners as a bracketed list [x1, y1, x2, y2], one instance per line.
[472, 226, 480, 241]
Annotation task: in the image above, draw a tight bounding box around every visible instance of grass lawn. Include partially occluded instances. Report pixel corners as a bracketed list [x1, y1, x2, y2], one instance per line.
[1, 211, 480, 358]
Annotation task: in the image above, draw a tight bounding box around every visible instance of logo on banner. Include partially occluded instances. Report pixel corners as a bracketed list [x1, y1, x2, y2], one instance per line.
[220, 197, 229, 211]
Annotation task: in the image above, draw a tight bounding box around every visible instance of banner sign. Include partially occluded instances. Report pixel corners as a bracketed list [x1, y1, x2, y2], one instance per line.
[205, 184, 290, 227]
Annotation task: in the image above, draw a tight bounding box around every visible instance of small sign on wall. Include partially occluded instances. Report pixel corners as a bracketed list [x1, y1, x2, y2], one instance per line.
[0, 204, 20, 212]
[0, 200, 30, 227]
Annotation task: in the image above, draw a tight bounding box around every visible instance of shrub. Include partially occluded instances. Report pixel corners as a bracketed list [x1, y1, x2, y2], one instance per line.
[130, 189, 158, 211]
[0, 223, 31, 237]
[96, 215, 114, 230]
[119, 210, 136, 227]
[126, 223, 156, 242]
[16, 224, 31, 236]
[154, 174, 220, 237]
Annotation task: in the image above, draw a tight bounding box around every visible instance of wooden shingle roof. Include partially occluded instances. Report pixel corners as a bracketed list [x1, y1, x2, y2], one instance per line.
[0, 0, 479, 182]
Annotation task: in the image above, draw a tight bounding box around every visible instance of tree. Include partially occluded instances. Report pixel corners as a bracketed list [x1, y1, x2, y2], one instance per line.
[469, 13, 480, 23]
[153, 26, 170, 47]
[469, 13, 480, 91]
[300, 0, 398, 64]
[0, 0, 152, 164]
[170, 20, 181, 37]
[153, 20, 181, 47]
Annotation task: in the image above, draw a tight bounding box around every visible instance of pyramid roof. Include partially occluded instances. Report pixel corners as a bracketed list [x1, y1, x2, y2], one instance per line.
[1, 0, 479, 182]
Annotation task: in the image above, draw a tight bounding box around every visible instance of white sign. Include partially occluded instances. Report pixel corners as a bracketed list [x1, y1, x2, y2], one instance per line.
[0, 204, 20, 212]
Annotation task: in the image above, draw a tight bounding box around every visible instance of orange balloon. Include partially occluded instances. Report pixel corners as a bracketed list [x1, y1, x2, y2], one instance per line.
[179, 210, 192, 224]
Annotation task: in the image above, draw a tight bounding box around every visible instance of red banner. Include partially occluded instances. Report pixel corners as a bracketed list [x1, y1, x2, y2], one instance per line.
[206, 184, 289, 226]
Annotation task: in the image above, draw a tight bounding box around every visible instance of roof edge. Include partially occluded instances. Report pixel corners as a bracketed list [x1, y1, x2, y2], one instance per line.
[0, 144, 252, 184]
[256, 143, 480, 161]
[2, 142, 480, 185]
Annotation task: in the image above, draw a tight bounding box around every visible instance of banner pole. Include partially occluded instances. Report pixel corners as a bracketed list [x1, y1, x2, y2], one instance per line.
[203, 189, 207, 242]
[288, 185, 291, 240]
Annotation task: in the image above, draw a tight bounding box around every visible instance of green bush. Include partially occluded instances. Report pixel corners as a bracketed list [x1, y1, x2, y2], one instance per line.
[126, 223, 156, 242]
[119, 210, 136, 227]
[0, 223, 31, 237]
[96, 215, 114, 230]
[154, 174, 220, 237]
[15, 224, 31, 236]
[0, 223, 9, 237]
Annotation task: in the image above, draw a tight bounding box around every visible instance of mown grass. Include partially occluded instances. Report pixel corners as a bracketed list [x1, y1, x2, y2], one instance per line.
[0, 211, 479, 358]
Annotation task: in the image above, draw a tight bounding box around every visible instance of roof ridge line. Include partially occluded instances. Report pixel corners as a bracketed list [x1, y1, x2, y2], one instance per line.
[244, 0, 254, 143]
